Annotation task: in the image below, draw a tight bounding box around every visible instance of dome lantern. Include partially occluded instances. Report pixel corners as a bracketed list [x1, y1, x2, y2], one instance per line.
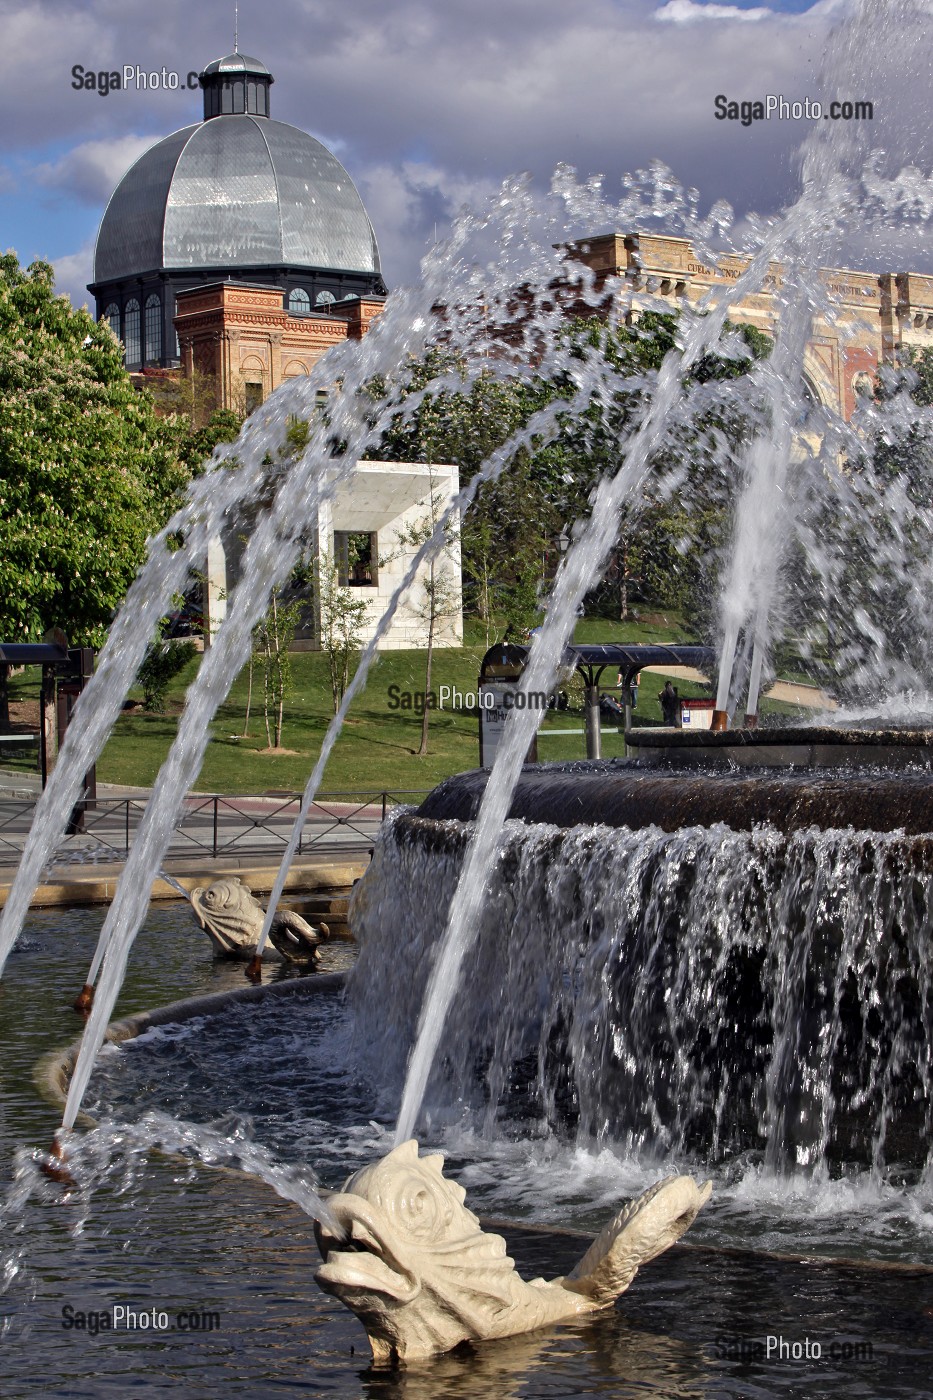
[199, 51, 273, 120]
[88, 49, 385, 371]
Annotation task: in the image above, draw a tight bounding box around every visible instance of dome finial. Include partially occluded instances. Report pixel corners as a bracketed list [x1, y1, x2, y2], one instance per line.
[234, 2, 238, 52]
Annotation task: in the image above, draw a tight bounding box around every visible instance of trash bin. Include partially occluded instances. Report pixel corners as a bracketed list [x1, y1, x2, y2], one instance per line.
[477, 644, 539, 769]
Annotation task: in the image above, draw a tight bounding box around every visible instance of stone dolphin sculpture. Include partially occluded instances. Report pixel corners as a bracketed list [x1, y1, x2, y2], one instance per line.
[188, 876, 328, 963]
[314, 1139, 711, 1364]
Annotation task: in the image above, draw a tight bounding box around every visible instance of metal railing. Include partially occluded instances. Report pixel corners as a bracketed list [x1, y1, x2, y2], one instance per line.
[0, 790, 431, 866]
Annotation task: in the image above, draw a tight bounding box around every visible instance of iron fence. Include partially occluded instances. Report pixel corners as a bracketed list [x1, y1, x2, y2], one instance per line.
[0, 790, 431, 866]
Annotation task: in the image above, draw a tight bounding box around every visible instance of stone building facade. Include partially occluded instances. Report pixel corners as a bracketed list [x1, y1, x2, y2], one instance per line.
[571, 233, 933, 420]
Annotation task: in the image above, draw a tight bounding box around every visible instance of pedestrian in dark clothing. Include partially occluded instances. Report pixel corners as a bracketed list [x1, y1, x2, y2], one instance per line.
[600, 693, 625, 721]
[660, 680, 679, 726]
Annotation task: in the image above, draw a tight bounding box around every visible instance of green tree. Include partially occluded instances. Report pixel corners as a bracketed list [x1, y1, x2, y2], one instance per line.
[176, 407, 243, 476]
[315, 552, 370, 715]
[253, 594, 302, 748]
[372, 314, 769, 639]
[806, 348, 933, 696]
[0, 254, 188, 644]
[136, 634, 196, 713]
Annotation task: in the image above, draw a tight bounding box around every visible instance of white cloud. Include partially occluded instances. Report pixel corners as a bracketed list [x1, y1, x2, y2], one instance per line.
[3, 0, 931, 296]
[53, 241, 95, 307]
[655, 1, 773, 21]
[35, 135, 156, 205]
[357, 161, 503, 287]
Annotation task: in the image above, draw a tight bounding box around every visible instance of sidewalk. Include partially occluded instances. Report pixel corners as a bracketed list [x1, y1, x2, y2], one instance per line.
[0, 851, 369, 910]
[642, 665, 836, 710]
[0, 768, 372, 909]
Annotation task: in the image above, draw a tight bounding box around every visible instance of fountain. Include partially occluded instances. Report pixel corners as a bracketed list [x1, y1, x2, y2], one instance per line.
[2, 0, 933, 1391]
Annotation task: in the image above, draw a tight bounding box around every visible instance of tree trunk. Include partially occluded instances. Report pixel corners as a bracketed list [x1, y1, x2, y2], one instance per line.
[242, 654, 253, 737]
[419, 567, 436, 756]
[618, 542, 629, 621]
[263, 635, 273, 748]
[419, 631, 434, 756]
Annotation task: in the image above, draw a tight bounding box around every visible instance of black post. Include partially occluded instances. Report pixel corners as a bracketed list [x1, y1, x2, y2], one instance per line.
[62, 649, 96, 833]
[39, 664, 56, 789]
[584, 685, 602, 760]
[623, 681, 634, 734]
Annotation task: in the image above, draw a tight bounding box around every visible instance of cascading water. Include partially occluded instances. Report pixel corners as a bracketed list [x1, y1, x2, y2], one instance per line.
[351, 809, 933, 1180]
[391, 0, 933, 1146]
[13, 160, 778, 1151]
[2, 1, 933, 1388]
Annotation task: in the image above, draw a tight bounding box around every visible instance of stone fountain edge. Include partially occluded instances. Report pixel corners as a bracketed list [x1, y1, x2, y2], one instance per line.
[34, 972, 346, 1124]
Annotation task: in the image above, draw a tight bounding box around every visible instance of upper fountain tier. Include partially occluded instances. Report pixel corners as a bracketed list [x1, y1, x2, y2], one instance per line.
[624, 723, 933, 770]
[417, 757, 933, 836]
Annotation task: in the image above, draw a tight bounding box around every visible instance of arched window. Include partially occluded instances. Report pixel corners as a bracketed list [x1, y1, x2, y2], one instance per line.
[315, 289, 336, 307]
[144, 294, 162, 365]
[288, 288, 311, 315]
[103, 304, 120, 338]
[124, 299, 141, 369]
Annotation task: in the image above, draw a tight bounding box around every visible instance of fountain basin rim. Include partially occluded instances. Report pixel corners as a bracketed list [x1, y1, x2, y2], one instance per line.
[35, 972, 346, 1124]
[415, 763, 933, 835]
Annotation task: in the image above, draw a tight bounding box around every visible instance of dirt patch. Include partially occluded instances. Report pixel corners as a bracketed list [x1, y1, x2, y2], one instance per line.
[8, 699, 40, 730]
[259, 746, 302, 756]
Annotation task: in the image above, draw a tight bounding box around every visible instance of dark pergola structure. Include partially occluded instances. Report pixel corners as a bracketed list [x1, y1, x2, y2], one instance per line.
[0, 644, 95, 808]
[478, 642, 717, 760]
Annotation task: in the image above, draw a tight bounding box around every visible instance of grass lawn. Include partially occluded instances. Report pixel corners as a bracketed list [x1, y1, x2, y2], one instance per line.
[2, 614, 809, 794]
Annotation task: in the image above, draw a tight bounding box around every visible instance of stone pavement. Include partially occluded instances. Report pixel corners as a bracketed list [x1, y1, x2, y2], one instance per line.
[0, 768, 372, 910]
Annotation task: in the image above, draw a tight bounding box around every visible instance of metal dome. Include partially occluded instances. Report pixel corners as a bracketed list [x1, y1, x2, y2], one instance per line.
[200, 51, 271, 76]
[93, 114, 381, 282]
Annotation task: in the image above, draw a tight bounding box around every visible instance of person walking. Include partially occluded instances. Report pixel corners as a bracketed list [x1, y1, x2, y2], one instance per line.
[660, 680, 679, 726]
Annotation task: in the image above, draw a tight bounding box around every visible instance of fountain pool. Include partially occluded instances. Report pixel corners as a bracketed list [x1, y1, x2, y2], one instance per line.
[1, 902, 931, 1397]
[2, 1, 933, 1388]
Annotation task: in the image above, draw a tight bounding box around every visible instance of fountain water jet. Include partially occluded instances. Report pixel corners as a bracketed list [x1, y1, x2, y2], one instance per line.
[4, 0, 933, 1383]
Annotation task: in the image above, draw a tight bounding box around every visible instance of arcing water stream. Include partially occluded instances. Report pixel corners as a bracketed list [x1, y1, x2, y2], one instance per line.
[393, 0, 933, 1142]
[6, 162, 776, 1147]
[0, 0, 932, 1331]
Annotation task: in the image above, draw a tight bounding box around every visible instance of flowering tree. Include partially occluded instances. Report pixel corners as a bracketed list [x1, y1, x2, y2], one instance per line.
[0, 255, 187, 643]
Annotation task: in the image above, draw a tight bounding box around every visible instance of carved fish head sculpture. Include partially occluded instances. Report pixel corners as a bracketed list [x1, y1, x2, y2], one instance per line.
[189, 876, 266, 956]
[315, 1140, 712, 1366]
[315, 1140, 522, 1363]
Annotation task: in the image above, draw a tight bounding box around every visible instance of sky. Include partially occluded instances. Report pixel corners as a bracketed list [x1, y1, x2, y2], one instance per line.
[0, 0, 929, 307]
